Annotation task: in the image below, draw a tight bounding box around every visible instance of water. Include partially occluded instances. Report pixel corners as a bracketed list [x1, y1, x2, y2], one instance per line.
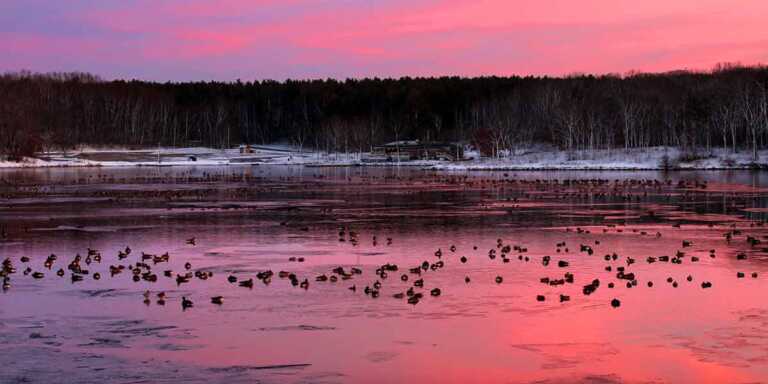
[1, 166, 768, 383]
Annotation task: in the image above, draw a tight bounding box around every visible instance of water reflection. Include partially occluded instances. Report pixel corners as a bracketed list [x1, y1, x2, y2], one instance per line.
[1, 166, 768, 383]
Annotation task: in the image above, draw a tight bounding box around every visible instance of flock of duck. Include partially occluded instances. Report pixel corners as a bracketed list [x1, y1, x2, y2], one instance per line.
[3, 170, 767, 319]
[1, 171, 721, 206]
[1, 215, 763, 312]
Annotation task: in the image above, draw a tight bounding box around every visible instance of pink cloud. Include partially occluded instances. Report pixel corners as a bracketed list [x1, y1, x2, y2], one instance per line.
[1, 0, 766, 80]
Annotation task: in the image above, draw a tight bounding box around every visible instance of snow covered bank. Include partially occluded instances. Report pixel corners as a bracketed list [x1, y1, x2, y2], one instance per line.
[0, 145, 366, 168]
[2, 145, 768, 170]
[430, 147, 768, 171]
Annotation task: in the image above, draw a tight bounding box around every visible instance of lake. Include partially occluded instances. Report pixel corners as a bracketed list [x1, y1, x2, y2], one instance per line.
[1, 166, 767, 383]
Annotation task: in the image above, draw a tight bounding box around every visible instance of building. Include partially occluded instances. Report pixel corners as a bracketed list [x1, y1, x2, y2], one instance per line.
[372, 140, 464, 161]
[239, 144, 254, 154]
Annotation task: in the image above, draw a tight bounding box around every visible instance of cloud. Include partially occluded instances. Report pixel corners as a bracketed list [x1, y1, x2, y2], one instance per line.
[0, 0, 766, 80]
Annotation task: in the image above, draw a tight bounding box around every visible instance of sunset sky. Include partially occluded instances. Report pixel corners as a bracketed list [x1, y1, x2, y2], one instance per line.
[2, 0, 767, 81]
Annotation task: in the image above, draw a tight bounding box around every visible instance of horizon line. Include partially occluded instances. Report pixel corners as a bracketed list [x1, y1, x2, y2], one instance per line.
[3, 62, 765, 85]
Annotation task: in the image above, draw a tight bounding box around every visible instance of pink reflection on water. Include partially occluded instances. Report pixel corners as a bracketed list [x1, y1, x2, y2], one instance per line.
[1, 168, 768, 383]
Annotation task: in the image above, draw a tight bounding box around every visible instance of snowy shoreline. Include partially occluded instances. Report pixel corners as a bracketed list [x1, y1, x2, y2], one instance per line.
[2, 145, 768, 171]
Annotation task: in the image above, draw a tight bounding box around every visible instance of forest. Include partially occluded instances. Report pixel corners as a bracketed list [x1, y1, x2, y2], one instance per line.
[1, 64, 767, 160]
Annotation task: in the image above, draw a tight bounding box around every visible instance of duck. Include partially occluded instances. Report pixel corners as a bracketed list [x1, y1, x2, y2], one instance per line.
[211, 296, 223, 305]
[142, 272, 158, 282]
[152, 253, 169, 264]
[181, 297, 194, 310]
[176, 274, 190, 285]
[239, 278, 254, 288]
[582, 279, 600, 295]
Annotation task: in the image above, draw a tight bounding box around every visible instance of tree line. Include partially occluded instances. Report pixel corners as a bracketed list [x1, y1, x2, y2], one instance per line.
[1, 64, 767, 160]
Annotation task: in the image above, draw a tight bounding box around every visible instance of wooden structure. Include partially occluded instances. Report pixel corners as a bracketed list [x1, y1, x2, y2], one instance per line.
[372, 140, 464, 161]
[239, 144, 254, 154]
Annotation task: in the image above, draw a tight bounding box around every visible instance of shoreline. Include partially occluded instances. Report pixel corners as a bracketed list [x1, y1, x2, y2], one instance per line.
[3, 145, 768, 172]
[1, 161, 766, 171]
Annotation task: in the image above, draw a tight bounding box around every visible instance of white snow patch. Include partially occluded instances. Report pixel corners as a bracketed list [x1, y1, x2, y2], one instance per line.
[430, 147, 767, 170]
[1, 145, 767, 170]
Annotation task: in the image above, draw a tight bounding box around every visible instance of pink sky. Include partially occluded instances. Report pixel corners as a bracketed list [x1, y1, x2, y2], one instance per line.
[1, 0, 766, 81]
